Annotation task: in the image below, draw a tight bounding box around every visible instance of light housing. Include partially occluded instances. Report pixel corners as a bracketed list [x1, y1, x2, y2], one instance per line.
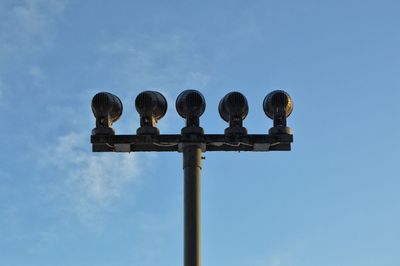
[176, 90, 206, 134]
[91, 92, 123, 135]
[219, 91, 249, 135]
[135, 91, 167, 135]
[263, 90, 293, 134]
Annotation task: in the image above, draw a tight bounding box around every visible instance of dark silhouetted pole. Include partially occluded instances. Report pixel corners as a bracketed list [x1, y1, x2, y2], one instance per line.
[183, 144, 202, 266]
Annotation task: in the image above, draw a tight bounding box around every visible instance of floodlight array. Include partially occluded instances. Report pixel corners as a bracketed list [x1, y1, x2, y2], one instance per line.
[91, 89, 293, 137]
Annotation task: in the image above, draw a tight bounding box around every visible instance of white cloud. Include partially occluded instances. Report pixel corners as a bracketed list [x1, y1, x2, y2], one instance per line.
[29, 65, 44, 78]
[252, 251, 293, 266]
[95, 33, 211, 90]
[12, 0, 66, 35]
[29, 65, 47, 87]
[0, 0, 66, 55]
[268, 256, 283, 266]
[43, 131, 143, 222]
[185, 71, 210, 89]
[0, 0, 67, 99]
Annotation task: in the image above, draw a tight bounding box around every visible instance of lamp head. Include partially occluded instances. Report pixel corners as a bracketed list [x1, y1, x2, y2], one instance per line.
[219, 91, 249, 135]
[176, 90, 206, 128]
[91, 92, 123, 135]
[263, 90, 293, 134]
[135, 91, 167, 135]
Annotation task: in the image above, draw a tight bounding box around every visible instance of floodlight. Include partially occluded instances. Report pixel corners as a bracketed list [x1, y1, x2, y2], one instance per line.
[263, 90, 293, 134]
[91, 92, 123, 135]
[135, 91, 167, 135]
[219, 91, 249, 135]
[176, 90, 206, 129]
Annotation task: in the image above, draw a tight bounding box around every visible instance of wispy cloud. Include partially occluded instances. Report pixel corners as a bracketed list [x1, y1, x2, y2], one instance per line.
[95, 33, 211, 90]
[11, 0, 66, 35]
[267, 256, 283, 266]
[0, 0, 67, 104]
[42, 131, 143, 223]
[253, 245, 302, 266]
[252, 250, 293, 266]
[0, 0, 66, 53]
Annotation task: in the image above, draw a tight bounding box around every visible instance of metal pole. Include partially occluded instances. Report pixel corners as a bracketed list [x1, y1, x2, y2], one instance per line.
[183, 144, 202, 266]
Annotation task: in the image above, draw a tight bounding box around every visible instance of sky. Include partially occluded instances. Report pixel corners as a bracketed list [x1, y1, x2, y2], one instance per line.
[0, 0, 399, 265]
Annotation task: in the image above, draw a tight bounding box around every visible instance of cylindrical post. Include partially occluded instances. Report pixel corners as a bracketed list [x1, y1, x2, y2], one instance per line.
[183, 144, 202, 266]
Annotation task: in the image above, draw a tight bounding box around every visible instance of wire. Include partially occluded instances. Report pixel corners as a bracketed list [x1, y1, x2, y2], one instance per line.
[224, 142, 241, 147]
[269, 142, 281, 146]
[238, 142, 253, 147]
[105, 143, 115, 149]
[208, 142, 253, 147]
[152, 142, 179, 147]
[207, 142, 224, 146]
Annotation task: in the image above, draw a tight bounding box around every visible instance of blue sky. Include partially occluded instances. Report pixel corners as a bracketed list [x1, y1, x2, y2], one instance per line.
[1, 0, 399, 265]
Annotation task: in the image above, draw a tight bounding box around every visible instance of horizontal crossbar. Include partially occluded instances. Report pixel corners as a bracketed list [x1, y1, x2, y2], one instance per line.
[91, 134, 293, 152]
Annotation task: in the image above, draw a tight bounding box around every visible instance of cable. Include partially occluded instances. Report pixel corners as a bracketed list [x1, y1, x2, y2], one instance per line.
[238, 142, 253, 147]
[152, 142, 179, 147]
[105, 143, 115, 149]
[269, 142, 281, 146]
[208, 142, 253, 147]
